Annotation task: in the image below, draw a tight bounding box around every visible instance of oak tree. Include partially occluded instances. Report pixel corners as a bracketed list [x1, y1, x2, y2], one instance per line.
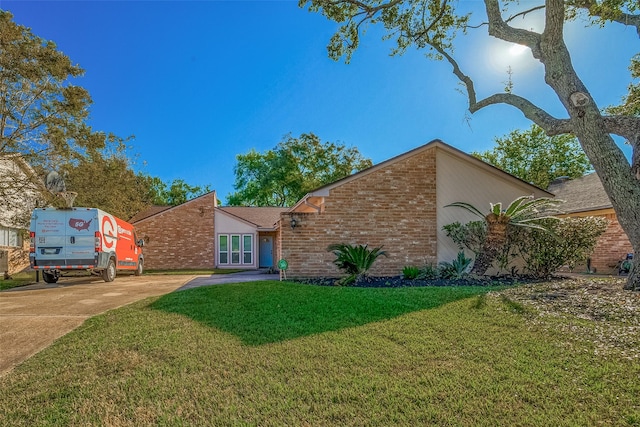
[228, 133, 372, 206]
[473, 124, 592, 189]
[301, 0, 640, 289]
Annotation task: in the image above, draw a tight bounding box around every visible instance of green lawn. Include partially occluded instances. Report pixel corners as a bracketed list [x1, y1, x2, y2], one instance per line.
[0, 271, 36, 290]
[1, 281, 638, 426]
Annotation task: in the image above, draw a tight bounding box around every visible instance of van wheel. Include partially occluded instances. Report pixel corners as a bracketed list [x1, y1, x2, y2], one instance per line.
[102, 258, 116, 282]
[43, 271, 58, 284]
[135, 259, 143, 276]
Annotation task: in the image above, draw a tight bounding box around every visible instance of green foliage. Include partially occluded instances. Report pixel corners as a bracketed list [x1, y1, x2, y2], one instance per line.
[147, 177, 211, 206]
[0, 11, 92, 163]
[438, 251, 472, 279]
[444, 216, 609, 278]
[608, 54, 640, 117]
[515, 217, 609, 278]
[402, 265, 421, 279]
[442, 220, 486, 256]
[0, 11, 97, 220]
[472, 125, 592, 189]
[446, 196, 561, 275]
[227, 133, 372, 206]
[327, 243, 388, 285]
[419, 263, 440, 279]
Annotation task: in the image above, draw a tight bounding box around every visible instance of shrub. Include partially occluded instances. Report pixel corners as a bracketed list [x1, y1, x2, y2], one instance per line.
[327, 243, 388, 285]
[420, 263, 440, 280]
[515, 216, 608, 278]
[442, 221, 486, 256]
[439, 251, 472, 279]
[402, 266, 421, 280]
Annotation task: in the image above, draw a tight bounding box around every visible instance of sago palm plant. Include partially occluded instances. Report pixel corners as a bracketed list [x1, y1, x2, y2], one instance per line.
[446, 195, 561, 275]
[327, 243, 388, 285]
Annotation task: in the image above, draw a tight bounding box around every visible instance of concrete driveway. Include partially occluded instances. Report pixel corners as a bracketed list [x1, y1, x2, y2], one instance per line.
[0, 271, 278, 376]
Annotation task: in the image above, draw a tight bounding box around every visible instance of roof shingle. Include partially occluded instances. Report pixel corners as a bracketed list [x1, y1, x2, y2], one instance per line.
[547, 172, 612, 213]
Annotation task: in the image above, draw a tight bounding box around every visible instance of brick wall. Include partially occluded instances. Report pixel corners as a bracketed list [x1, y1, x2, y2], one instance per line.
[589, 212, 633, 273]
[2, 240, 29, 275]
[280, 148, 438, 278]
[133, 193, 216, 270]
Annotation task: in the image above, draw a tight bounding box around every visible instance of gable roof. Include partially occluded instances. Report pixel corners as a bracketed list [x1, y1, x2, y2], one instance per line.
[128, 205, 172, 223]
[547, 172, 612, 213]
[130, 191, 217, 224]
[290, 139, 552, 212]
[217, 206, 285, 230]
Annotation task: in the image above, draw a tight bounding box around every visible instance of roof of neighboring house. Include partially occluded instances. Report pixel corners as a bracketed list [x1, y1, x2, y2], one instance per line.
[291, 139, 553, 212]
[128, 205, 172, 223]
[217, 206, 285, 229]
[547, 172, 612, 213]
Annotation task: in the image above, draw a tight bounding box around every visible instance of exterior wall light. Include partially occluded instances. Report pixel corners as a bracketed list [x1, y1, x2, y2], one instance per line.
[291, 217, 298, 229]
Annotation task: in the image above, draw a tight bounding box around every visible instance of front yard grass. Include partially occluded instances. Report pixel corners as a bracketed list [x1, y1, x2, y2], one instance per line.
[0, 271, 36, 290]
[1, 280, 638, 426]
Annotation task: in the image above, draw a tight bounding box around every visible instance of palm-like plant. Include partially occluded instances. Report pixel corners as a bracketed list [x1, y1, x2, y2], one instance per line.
[446, 195, 561, 275]
[327, 243, 388, 284]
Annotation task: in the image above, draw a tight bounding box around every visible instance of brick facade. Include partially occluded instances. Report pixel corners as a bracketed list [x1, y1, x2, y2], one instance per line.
[279, 147, 438, 278]
[588, 212, 633, 273]
[1, 240, 29, 276]
[133, 193, 216, 270]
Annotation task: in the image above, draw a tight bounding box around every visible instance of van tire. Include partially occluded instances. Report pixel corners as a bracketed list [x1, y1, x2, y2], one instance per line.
[135, 259, 143, 276]
[102, 258, 116, 282]
[43, 271, 58, 284]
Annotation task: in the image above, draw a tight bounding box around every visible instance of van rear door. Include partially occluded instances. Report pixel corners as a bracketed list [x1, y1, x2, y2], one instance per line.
[32, 209, 97, 268]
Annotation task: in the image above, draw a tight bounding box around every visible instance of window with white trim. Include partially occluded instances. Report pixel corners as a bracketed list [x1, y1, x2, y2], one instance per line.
[219, 235, 228, 264]
[0, 226, 22, 247]
[243, 235, 252, 264]
[218, 234, 254, 266]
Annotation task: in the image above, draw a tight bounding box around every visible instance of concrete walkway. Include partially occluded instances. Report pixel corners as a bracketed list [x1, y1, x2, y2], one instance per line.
[179, 269, 280, 290]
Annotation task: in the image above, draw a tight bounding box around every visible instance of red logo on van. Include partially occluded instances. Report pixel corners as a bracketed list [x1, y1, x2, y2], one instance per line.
[69, 218, 92, 231]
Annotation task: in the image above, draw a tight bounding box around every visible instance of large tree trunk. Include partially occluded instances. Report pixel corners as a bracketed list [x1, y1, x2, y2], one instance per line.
[471, 214, 508, 275]
[483, 0, 640, 290]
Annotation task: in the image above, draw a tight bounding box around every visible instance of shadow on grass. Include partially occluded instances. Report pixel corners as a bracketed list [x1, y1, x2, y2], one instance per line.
[151, 281, 493, 345]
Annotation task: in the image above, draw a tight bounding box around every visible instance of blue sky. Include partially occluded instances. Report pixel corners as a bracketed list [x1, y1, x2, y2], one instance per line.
[2, 1, 637, 202]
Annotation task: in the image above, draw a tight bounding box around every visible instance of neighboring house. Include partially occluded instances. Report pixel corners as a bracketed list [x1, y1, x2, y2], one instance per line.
[0, 155, 43, 275]
[279, 140, 551, 278]
[131, 192, 284, 270]
[548, 172, 633, 273]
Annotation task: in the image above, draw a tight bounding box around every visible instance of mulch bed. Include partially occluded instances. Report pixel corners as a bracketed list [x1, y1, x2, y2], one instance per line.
[296, 275, 550, 288]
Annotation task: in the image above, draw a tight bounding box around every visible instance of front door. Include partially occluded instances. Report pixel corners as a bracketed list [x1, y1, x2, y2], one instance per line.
[259, 236, 273, 268]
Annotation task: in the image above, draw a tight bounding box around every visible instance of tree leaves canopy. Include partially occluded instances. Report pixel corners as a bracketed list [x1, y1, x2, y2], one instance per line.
[473, 124, 592, 189]
[0, 10, 97, 166]
[227, 133, 372, 206]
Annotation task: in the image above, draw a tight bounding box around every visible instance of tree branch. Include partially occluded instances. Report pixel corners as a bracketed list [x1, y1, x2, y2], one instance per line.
[430, 39, 572, 136]
[467, 5, 546, 30]
[602, 115, 640, 142]
[483, 0, 543, 57]
[568, 0, 640, 36]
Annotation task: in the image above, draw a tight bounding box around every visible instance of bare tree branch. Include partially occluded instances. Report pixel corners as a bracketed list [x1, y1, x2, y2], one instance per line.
[429, 39, 572, 136]
[467, 4, 546, 30]
[602, 115, 640, 142]
[483, 0, 543, 57]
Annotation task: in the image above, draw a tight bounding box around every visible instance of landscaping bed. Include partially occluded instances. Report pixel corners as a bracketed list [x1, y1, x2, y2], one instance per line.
[296, 274, 547, 288]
